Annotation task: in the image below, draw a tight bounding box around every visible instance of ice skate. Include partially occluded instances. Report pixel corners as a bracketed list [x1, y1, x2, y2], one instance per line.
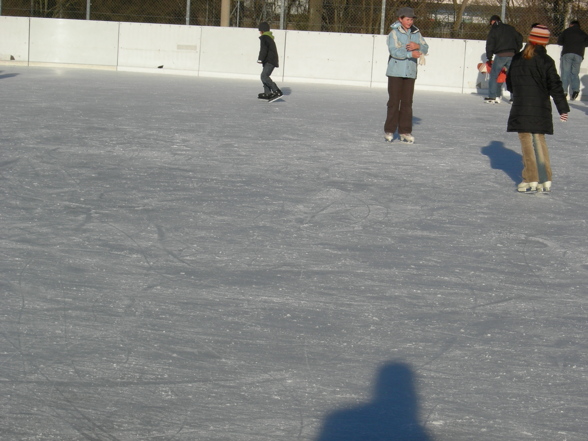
[484, 97, 501, 104]
[517, 181, 538, 193]
[399, 133, 414, 144]
[384, 132, 393, 142]
[267, 90, 284, 103]
[537, 181, 551, 193]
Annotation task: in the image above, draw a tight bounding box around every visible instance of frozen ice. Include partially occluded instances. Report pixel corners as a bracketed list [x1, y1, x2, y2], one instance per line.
[1, 66, 587, 441]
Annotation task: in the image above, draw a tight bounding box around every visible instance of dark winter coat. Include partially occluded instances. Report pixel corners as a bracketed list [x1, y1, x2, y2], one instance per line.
[557, 24, 588, 59]
[486, 21, 523, 60]
[506, 45, 570, 134]
[258, 32, 279, 67]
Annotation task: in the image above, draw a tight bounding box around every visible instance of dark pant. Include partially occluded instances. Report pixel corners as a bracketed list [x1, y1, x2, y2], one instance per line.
[261, 63, 278, 94]
[384, 76, 415, 135]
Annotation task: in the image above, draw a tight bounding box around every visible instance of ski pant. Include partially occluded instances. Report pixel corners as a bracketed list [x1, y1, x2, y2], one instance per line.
[384, 76, 415, 135]
[260, 63, 278, 94]
[518, 133, 552, 183]
[560, 53, 582, 96]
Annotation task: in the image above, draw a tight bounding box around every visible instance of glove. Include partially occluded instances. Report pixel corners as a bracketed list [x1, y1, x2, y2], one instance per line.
[560, 113, 568, 122]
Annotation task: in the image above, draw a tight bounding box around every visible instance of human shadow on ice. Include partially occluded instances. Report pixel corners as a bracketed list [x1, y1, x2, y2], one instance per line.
[569, 101, 588, 115]
[0, 72, 19, 80]
[315, 361, 433, 441]
[481, 141, 522, 185]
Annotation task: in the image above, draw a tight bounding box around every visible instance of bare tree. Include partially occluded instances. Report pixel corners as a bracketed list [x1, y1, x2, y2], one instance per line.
[451, 0, 471, 38]
[309, 0, 323, 31]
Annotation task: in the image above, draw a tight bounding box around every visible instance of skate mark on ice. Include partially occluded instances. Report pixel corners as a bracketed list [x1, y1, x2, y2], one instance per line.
[522, 236, 552, 294]
[523, 238, 549, 249]
[417, 337, 458, 370]
[293, 188, 388, 228]
[471, 296, 517, 311]
[521, 235, 588, 294]
[154, 223, 197, 268]
[4, 262, 126, 440]
[156, 224, 165, 241]
[0, 157, 20, 170]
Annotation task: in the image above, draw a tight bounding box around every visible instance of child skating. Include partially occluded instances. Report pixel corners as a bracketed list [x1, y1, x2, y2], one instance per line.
[257, 22, 283, 101]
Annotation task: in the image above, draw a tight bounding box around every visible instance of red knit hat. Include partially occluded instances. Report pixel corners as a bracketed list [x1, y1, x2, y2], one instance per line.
[529, 24, 550, 45]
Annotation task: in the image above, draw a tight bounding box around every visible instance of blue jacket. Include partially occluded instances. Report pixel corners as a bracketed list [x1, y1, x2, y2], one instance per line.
[386, 22, 428, 79]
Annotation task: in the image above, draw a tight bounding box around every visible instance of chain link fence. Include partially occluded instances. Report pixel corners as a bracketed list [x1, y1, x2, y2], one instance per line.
[2, 0, 588, 40]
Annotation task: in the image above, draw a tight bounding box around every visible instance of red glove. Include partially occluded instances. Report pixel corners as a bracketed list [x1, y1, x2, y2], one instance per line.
[560, 113, 568, 122]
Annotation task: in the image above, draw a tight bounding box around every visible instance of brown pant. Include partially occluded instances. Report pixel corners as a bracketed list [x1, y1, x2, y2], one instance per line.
[384, 76, 415, 135]
[518, 133, 552, 183]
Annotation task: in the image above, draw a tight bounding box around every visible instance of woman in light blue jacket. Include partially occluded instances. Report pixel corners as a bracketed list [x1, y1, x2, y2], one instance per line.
[384, 7, 429, 144]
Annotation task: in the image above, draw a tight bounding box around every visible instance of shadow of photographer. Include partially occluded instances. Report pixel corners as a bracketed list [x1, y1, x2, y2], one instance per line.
[315, 361, 433, 441]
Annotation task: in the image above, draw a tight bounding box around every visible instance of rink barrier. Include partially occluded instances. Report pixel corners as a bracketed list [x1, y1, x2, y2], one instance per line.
[0, 16, 581, 96]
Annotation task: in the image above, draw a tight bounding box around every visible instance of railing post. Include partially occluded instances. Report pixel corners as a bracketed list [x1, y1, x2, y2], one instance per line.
[280, 0, 285, 30]
[501, 0, 506, 22]
[380, 0, 386, 35]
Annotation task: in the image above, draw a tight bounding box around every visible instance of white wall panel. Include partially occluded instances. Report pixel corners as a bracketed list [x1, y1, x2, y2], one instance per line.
[370, 35, 389, 88]
[283, 31, 375, 86]
[12, 17, 578, 97]
[29, 18, 119, 67]
[0, 16, 30, 63]
[462, 39, 489, 93]
[118, 23, 201, 73]
[546, 44, 562, 66]
[417, 37, 467, 92]
[199, 27, 277, 80]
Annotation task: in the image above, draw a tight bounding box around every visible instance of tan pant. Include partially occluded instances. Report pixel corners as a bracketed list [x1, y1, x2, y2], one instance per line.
[518, 133, 552, 183]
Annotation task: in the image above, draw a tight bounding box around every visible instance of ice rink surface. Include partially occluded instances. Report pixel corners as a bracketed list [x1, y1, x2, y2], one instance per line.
[1, 66, 587, 441]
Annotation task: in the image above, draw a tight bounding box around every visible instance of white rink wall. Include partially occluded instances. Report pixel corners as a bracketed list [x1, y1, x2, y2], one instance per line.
[0, 16, 576, 95]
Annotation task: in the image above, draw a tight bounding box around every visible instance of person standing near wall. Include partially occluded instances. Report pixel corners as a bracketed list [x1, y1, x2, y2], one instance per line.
[557, 20, 588, 101]
[506, 24, 569, 193]
[485, 15, 523, 104]
[384, 7, 428, 144]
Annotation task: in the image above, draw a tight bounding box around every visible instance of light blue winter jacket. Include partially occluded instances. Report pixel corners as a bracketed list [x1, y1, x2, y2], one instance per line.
[386, 21, 429, 79]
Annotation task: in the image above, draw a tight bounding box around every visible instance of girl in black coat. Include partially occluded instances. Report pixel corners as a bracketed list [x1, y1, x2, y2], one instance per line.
[506, 24, 570, 193]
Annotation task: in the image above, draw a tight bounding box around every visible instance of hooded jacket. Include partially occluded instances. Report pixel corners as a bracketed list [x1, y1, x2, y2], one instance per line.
[506, 45, 569, 134]
[258, 32, 279, 67]
[386, 22, 428, 79]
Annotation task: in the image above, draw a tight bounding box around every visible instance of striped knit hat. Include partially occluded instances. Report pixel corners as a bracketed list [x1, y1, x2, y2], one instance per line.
[528, 24, 550, 45]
